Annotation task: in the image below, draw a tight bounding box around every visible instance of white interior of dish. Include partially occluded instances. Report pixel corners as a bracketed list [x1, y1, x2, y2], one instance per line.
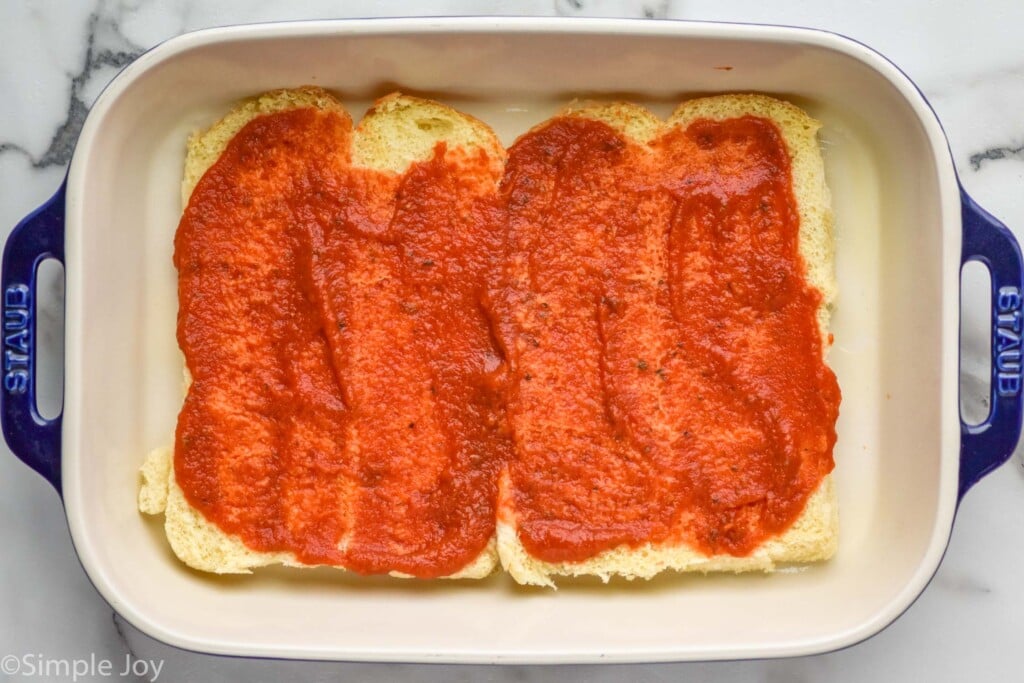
[62, 19, 961, 663]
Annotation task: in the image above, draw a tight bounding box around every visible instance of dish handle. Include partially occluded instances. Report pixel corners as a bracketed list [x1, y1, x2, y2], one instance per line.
[959, 187, 1024, 499]
[1, 182, 65, 493]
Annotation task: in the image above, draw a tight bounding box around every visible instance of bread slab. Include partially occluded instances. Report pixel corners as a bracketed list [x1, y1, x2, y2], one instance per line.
[496, 95, 838, 587]
[141, 90, 838, 585]
[140, 87, 504, 579]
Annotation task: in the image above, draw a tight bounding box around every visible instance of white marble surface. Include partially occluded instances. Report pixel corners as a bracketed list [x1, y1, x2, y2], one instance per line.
[2, 0, 1024, 681]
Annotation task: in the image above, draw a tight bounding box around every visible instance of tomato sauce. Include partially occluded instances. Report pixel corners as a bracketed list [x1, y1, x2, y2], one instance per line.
[501, 115, 840, 562]
[174, 106, 839, 575]
[175, 108, 509, 576]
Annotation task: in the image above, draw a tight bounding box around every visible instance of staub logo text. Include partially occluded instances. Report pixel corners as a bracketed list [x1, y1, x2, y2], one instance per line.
[996, 286, 1023, 397]
[4, 284, 30, 394]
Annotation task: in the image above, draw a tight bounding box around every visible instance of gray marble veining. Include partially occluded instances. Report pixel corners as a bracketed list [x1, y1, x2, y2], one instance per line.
[971, 143, 1024, 171]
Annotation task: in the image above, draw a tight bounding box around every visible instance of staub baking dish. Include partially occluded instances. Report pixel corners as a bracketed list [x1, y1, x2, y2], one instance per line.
[2, 18, 1021, 663]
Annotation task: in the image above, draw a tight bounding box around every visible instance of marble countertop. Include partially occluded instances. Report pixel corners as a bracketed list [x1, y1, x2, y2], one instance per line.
[3, 1, 1024, 681]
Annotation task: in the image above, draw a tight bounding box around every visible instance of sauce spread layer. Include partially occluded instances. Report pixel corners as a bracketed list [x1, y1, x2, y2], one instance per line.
[501, 116, 839, 563]
[175, 108, 509, 577]
[174, 106, 840, 575]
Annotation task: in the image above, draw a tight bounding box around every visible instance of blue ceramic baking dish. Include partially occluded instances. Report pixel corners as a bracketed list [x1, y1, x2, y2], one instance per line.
[1, 17, 1021, 663]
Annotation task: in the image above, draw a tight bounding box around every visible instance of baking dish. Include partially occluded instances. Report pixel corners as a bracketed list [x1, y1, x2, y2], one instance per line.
[3, 17, 1021, 663]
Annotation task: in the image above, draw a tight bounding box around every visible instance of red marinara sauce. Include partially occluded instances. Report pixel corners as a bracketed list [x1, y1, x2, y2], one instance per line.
[500, 115, 840, 562]
[174, 107, 509, 577]
[174, 105, 840, 575]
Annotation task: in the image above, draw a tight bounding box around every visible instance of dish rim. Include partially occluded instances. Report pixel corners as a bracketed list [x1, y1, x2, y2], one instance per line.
[60, 16, 962, 663]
